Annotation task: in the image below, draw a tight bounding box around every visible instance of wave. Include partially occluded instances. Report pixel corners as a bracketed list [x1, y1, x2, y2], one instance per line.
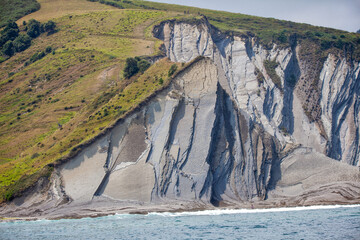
[145, 204, 360, 217]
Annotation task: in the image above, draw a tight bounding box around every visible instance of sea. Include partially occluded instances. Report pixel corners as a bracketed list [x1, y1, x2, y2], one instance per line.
[1, 205, 359, 239]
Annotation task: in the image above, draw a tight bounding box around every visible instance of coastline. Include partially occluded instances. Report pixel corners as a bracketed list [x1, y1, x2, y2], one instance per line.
[1, 200, 360, 222]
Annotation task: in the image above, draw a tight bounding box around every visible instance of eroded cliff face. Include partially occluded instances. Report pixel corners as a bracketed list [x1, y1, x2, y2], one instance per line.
[1, 19, 360, 217]
[154, 20, 360, 166]
[55, 58, 280, 205]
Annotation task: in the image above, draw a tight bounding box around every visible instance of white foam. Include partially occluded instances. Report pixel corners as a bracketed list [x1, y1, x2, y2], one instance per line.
[145, 204, 360, 217]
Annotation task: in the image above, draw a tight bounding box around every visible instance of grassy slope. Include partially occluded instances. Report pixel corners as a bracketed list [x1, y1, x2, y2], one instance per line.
[0, 0, 40, 27]
[90, 0, 360, 59]
[0, 0, 184, 202]
[16, 0, 113, 23]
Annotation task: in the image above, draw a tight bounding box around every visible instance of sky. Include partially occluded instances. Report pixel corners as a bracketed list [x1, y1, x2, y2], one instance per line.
[150, 0, 360, 32]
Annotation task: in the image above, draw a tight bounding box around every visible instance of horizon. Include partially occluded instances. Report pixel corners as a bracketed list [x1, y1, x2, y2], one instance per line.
[150, 0, 360, 32]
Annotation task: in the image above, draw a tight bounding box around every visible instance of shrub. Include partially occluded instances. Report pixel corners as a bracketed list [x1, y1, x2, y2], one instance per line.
[123, 57, 139, 78]
[29, 50, 46, 63]
[2, 40, 15, 56]
[45, 46, 52, 53]
[0, 22, 19, 47]
[168, 64, 177, 76]
[13, 34, 32, 52]
[254, 67, 265, 86]
[31, 152, 40, 159]
[26, 19, 42, 38]
[43, 20, 56, 32]
[137, 59, 150, 73]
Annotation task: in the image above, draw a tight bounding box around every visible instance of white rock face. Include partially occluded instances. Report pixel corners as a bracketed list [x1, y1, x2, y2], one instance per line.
[157, 20, 360, 166]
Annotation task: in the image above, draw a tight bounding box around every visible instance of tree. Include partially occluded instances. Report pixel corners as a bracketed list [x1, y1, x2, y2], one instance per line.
[123, 57, 139, 78]
[45, 46, 52, 53]
[137, 59, 150, 73]
[13, 34, 32, 52]
[0, 22, 19, 47]
[2, 41, 15, 56]
[27, 19, 42, 38]
[43, 20, 56, 32]
[357, 29, 360, 34]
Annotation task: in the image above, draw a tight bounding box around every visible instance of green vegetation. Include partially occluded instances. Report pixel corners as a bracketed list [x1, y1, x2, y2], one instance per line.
[13, 34, 32, 52]
[0, 0, 40, 28]
[168, 64, 177, 77]
[123, 57, 151, 78]
[263, 60, 282, 89]
[90, 0, 360, 59]
[0, 5, 181, 202]
[0, 20, 57, 60]
[137, 59, 151, 73]
[26, 19, 42, 38]
[254, 67, 265, 86]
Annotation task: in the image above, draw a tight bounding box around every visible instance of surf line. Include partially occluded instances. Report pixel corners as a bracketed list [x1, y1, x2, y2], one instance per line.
[139, 204, 360, 217]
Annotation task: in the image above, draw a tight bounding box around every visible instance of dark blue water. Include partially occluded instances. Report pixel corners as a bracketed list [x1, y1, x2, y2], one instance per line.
[1, 205, 359, 239]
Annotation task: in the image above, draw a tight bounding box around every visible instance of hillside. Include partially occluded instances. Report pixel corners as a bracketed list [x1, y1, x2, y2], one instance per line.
[0, 0, 359, 210]
[0, 0, 183, 202]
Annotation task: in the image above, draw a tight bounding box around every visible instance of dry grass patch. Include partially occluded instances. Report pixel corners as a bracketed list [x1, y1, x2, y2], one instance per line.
[17, 0, 115, 24]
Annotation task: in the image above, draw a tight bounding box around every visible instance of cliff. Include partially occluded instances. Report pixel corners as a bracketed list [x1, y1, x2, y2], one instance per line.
[1, 18, 360, 219]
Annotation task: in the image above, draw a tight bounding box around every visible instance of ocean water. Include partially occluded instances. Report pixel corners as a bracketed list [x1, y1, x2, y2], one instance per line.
[1, 205, 359, 240]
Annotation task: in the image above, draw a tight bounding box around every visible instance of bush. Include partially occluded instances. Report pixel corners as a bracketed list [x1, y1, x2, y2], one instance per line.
[168, 64, 177, 76]
[2, 40, 15, 56]
[13, 34, 32, 52]
[137, 59, 150, 73]
[29, 50, 46, 63]
[45, 46, 52, 53]
[43, 20, 56, 32]
[123, 57, 139, 78]
[27, 19, 42, 38]
[31, 152, 40, 159]
[0, 22, 19, 47]
[123, 57, 151, 78]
